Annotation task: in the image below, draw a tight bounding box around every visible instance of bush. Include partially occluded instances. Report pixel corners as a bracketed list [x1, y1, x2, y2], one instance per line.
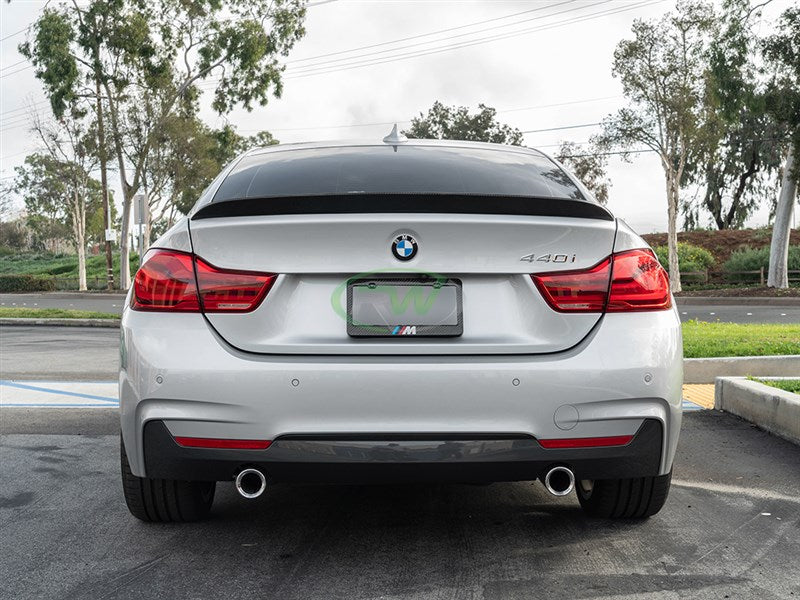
[653, 243, 715, 274]
[723, 245, 800, 274]
[0, 274, 57, 292]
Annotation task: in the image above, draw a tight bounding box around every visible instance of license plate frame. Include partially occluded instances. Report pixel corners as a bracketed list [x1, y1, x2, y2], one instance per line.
[346, 276, 463, 338]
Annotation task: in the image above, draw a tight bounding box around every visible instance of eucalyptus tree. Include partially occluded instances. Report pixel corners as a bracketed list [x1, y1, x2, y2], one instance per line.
[404, 102, 523, 145]
[137, 110, 279, 242]
[762, 6, 800, 288]
[554, 141, 611, 205]
[684, 0, 783, 231]
[14, 113, 102, 290]
[21, 0, 307, 288]
[596, 1, 716, 292]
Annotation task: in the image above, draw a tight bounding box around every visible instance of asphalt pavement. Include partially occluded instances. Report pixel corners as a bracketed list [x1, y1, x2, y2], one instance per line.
[2, 292, 800, 323]
[677, 304, 800, 324]
[0, 326, 119, 380]
[0, 408, 798, 599]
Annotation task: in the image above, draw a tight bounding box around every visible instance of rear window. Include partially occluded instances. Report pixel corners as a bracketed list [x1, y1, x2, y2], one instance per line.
[212, 145, 584, 202]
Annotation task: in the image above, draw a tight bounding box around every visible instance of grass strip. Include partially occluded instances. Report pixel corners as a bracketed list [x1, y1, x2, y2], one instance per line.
[682, 320, 800, 358]
[748, 378, 800, 394]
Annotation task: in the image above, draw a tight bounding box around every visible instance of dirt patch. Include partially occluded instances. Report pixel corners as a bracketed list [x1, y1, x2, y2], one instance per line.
[641, 229, 800, 266]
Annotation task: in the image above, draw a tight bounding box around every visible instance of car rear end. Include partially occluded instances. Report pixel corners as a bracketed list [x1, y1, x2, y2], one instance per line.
[119, 140, 682, 522]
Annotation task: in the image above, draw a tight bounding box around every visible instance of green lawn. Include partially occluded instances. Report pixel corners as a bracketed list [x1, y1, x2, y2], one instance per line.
[750, 378, 800, 394]
[682, 320, 800, 358]
[0, 307, 119, 320]
[0, 251, 139, 280]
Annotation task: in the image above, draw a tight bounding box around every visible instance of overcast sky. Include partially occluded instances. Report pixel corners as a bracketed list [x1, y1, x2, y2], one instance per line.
[0, 0, 791, 234]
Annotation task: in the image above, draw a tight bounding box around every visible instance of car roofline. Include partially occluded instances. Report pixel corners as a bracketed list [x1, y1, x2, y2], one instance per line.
[243, 138, 549, 159]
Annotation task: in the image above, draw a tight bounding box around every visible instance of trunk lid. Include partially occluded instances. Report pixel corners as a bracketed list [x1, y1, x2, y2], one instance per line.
[188, 213, 616, 355]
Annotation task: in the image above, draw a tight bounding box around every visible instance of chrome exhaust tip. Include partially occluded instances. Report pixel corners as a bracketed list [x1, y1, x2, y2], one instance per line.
[544, 466, 575, 497]
[235, 468, 267, 499]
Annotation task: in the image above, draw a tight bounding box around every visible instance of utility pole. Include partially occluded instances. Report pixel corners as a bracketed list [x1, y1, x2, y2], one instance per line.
[134, 193, 148, 267]
[93, 48, 114, 289]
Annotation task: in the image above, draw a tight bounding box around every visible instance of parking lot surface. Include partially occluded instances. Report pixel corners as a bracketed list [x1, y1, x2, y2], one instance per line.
[1, 409, 798, 600]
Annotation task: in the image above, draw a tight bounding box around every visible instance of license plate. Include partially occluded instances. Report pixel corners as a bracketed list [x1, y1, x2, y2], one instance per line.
[347, 277, 463, 337]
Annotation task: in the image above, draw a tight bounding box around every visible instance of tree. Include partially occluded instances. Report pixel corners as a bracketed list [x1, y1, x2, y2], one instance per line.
[554, 142, 611, 204]
[762, 6, 800, 288]
[140, 112, 278, 242]
[685, 0, 783, 230]
[22, 0, 307, 288]
[14, 152, 102, 289]
[403, 102, 523, 145]
[596, 1, 715, 293]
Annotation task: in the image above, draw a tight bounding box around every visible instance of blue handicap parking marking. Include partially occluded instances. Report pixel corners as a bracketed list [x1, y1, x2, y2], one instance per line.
[0, 380, 119, 408]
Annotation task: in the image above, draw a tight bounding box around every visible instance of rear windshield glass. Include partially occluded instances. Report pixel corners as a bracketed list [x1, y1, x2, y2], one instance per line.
[212, 145, 584, 202]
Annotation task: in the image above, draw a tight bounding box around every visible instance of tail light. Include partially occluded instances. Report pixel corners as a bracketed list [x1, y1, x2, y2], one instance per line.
[531, 249, 670, 313]
[132, 249, 276, 313]
[606, 249, 671, 312]
[531, 258, 611, 312]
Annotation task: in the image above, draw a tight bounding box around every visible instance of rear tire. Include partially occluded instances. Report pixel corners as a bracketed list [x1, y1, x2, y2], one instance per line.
[577, 471, 672, 519]
[120, 435, 215, 522]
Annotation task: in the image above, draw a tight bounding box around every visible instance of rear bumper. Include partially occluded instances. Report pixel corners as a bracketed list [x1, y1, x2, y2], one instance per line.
[144, 419, 663, 483]
[120, 307, 683, 481]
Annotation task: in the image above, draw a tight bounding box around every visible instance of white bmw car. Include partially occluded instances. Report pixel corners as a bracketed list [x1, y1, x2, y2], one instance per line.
[119, 134, 682, 522]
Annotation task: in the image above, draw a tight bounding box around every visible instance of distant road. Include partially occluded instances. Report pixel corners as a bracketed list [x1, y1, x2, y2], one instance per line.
[3, 292, 800, 323]
[677, 304, 800, 324]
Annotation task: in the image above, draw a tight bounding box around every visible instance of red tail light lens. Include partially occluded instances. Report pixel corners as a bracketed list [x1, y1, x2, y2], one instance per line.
[131, 249, 200, 311]
[531, 258, 611, 312]
[607, 249, 671, 312]
[531, 249, 670, 313]
[195, 258, 276, 312]
[132, 249, 276, 313]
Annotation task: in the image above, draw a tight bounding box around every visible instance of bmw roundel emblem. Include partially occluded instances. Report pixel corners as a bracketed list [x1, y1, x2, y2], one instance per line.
[392, 234, 418, 261]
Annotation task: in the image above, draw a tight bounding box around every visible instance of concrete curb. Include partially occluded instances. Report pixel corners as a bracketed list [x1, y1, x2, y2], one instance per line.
[715, 377, 800, 445]
[675, 296, 800, 306]
[0, 318, 120, 328]
[684, 355, 800, 384]
[0, 292, 126, 299]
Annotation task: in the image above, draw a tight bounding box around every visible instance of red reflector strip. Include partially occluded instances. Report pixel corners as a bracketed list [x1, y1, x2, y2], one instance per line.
[538, 435, 633, 449]
[174, 437, 272, 450]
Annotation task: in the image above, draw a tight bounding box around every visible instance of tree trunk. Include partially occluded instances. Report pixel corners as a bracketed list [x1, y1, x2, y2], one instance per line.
[767, 145, 797, 288]
[95, 75, 114, 290]
[665, 172, 682, 293]
[101, 81, 134, 289]
[72, 189, 87, 291]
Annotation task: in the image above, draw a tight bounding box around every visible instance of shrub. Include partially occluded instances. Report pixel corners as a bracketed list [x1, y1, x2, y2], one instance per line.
[652, 243, 715, 274]
[0, 274, 57, 292]
[723, 245, 800, 282]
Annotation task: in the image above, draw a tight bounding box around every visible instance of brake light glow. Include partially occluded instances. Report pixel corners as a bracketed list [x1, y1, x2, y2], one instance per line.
[538, 435, 633, 449]
[531, 249, 670, 313]
[174, 436, 272, 450]
[131, 249, 276, 313]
